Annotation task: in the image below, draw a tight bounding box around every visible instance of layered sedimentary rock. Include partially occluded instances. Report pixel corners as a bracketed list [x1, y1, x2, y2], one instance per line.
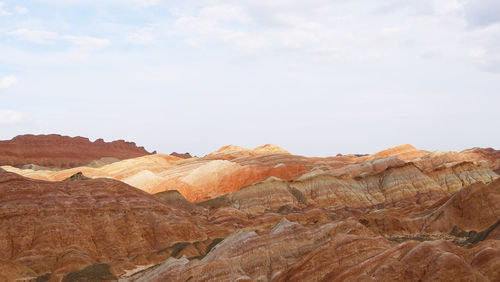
[3, 143, 499, 204]
[0, 134, 152, 168]
[170, 152, 193, 159]
[274, 238, 500, 281]
[425, 161, 499, 193]
[1, 142, 500, 281]
[134, 217, 500, 282]
[134, 219, 376, 281]
[423, 179, 500, 233]
[199, 162, 498, 216]
[205, 144, 290, 160]
[0, 170, 216, 281]
[461, 147, 500, 173]
[2, 150, 309, 203]
[368, 144, 430, 161]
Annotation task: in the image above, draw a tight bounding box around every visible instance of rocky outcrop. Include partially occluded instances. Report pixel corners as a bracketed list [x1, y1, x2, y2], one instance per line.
[368, 144, 430, 161]
[2, 153, 309, 203]
[170, 152, 193, 159]
[199, 162, 498, 216]
[0, 134, 152, 168]
[425, 161, 498, 193]
[423, 178, 500, 233]
[1, 142, 500, 281]
[205, 144, 290, 160]
[3, 143, 499, 205]
[133, 220, 500, 282]
[461, 147, 500, 173]
[274, 238, 500, 281]
[133, 177, 500, 281]
[0, 170, 215, 281]
[63, 171, 90, 181]
[134, 219, 375, 281]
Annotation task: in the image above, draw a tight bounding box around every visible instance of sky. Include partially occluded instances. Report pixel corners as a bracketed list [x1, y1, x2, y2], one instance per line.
[0, 0, 499, 156]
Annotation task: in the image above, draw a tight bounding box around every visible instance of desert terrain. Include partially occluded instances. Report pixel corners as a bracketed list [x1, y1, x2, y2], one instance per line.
[0, 135, 499, 281]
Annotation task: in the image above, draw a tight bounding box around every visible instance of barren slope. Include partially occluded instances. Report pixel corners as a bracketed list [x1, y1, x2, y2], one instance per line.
[0, 134, 152, 168]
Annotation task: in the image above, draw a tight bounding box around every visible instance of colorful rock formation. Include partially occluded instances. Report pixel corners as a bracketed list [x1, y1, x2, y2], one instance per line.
[169, 152, 193, 159]
[0, 134, 152, 168]
[0, 169, 216, 281]
[0, 143, 499, 281]
[3, 143, 500, 204]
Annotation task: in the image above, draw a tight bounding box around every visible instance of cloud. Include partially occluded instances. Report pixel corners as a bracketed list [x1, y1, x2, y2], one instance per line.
[64, 35, 110, 50]
[8, 29, 110, 50]
[8, 29, 59, 44]
[175, 10, 270, 54]
[127, 0, 161, 7]
[0, 1, 9, 16]
[465, 0, 500, 28]
[126, 28, 156, 45]
[167, 0, 500, 71]
[0, 76, 18, 89]
[14, 6, 29, 14]
[172, 3, 334, 54]
[0, 2, 29, 15]
[0, 110, 24, 124]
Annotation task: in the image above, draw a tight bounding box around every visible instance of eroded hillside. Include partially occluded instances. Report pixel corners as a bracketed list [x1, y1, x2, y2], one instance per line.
[0, 143, 499, 281]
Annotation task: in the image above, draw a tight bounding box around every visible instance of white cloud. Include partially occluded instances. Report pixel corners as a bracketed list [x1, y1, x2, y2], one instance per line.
[0, 2, 28, 15]
[9, 29, 110, 50]
[127, 0, 161, 7]
[0, 1, 10, 16]
[172, 2, 373, 57]
[14, 6, 29, 14]
[0, 110, 24, 124]
[168, 0, 500, 70]
[64, 35, 110, 50]
[9, 29, 59, 44]
[0, 76, 18, 89]
[127, 28, 156, 45]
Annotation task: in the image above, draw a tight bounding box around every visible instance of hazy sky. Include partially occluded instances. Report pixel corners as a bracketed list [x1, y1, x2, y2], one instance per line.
[1, 0, 499, 156]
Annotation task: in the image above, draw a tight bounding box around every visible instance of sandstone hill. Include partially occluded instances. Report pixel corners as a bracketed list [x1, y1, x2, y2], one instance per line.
[169, 152, 193, 159]
[1, 143, 499, 281]
[3, 143, 499, 203]
[1, 168, 499, 281]
[0, 134, 152, 168]
[0, 169, 217, 281]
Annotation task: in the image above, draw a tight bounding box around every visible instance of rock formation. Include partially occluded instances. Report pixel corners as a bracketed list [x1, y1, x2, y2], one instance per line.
[1, 142, 500, 281]
[2, 152, 309, 203]
[3, 143, 500, 204]
[0, 170, 219, 281]
[205, 144, 290, 159]
[170, 152, 193, 159]
[0, 134, 152, 168]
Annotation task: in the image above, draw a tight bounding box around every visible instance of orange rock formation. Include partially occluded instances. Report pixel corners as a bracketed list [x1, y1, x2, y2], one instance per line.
[0, 143, 499, 281]
[0, 134, 152, 168]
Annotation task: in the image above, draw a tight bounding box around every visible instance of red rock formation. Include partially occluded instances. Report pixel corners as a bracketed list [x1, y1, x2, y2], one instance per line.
[0, 170, 215, 281]
[2, 153, 309, 203]
[170, 152, 193, 159]
[275, 238, 500, 281]
[205, 144, 290, 160]
[423, 178, 500, 233]
[128, 177, 500, 281]
[133, 221, 500, 281]
[461, 147, 500, 173]
[0, 134, 152, 168]
[1, 153, 500, 281]
[198, 161, 498, 216]
[368, 144, 430, 161]
[3, 143, 500, 205]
